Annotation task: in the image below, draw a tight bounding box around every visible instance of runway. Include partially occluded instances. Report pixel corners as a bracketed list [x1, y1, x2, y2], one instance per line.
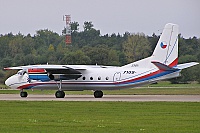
[0, 94, 200, 102]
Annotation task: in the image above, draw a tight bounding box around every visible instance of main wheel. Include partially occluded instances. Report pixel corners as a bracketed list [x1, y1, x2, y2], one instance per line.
[20, 91, 28, 98]
[94, 90, 103, 98]
[55, 91, 65, 98]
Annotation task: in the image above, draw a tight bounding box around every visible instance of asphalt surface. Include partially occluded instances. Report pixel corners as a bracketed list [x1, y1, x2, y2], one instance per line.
[0, 94, 200, 102]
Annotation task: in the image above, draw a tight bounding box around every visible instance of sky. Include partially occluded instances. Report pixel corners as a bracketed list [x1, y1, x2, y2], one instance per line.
[0, 0, 200, 38]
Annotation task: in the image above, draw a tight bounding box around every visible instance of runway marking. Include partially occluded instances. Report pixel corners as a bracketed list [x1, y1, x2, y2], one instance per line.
[0, 94, 200, 102]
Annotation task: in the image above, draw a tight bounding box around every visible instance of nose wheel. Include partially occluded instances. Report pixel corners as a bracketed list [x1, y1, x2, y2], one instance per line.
[20, 91, 28, 98]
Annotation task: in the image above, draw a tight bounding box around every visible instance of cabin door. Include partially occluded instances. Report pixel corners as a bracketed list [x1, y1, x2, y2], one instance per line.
[113, 72, 121, 82]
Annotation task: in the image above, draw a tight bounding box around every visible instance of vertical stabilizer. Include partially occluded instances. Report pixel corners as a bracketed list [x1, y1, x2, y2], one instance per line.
[122, 23, 179, 68]
[152, 23, 179, 67]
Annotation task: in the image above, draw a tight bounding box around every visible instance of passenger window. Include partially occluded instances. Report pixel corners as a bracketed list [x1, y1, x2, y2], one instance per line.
[98, 77, 101, 80]
[83, 77, 86, 80]
[90, 77, 93, 80]
[106, 77, 109, 80]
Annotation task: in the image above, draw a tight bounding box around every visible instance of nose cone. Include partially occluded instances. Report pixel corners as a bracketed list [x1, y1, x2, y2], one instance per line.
[5, 75, 17, 89]
[5, 76, 12, 87]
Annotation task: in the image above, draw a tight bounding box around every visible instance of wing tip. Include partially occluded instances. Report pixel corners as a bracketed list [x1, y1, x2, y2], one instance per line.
[4, 68, 9, 70]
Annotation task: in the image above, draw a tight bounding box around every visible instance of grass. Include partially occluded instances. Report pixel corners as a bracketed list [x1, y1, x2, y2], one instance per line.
[0, 84, 9, 89]
[0, 101, 199, 133]
[1, 81, 200, 95]
[1, 81, 200, 132]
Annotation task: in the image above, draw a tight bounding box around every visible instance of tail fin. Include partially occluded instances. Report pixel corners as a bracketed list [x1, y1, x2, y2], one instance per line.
[152, 23, 179, 67]
[122, 23, 179, 68]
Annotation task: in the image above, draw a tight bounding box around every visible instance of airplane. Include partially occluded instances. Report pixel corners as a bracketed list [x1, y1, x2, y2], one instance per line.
[4, 23, 199, 98]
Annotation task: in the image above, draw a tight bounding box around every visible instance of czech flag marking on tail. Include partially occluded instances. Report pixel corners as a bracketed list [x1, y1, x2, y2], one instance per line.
[160, 42, 167, 49]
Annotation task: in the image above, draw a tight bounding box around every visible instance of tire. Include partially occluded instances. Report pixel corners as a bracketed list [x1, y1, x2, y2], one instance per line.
[94, 90, 103, 98]
[20, 91, 28, 98]
[55, 91, 65, 98]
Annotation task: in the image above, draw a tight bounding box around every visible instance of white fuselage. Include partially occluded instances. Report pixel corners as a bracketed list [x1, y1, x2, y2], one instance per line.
[5, 66, 181, 91]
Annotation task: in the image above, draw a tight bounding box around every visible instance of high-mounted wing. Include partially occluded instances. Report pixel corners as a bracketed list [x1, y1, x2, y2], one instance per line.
[4, 65, 86, 70]
[4, 65, 86, 80]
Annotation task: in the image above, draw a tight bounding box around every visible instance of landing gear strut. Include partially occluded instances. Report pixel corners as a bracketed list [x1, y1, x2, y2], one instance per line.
[55, 80, 65, 98]
[94, 90, 103, 98]
[20, 90, 28, 98]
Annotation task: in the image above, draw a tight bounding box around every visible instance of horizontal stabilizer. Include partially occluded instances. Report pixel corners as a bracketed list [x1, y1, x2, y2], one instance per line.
[151, 61, 178, 71]
[174, 62, 199, 70]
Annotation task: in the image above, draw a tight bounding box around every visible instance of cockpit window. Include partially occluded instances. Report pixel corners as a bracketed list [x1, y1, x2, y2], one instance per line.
[17, 71, 22, 75]
[17, 70, 26, 75]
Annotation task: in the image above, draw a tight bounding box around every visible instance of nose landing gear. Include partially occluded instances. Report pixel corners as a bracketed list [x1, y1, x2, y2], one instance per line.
[20, 91, 28, 98]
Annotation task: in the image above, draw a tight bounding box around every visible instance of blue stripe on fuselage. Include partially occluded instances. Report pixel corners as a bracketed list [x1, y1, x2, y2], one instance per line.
[29, 75, 50, 82]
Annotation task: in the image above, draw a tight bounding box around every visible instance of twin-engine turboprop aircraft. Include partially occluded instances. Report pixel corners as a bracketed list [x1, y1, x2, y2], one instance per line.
[4, 23, 199, 98]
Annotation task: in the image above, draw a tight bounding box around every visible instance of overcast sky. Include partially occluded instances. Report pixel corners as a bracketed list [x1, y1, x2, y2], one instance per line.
[0, 0, 199, 38]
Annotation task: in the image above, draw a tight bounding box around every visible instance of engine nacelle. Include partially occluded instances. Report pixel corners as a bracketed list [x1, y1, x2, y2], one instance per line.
[48, 73, 55, 80]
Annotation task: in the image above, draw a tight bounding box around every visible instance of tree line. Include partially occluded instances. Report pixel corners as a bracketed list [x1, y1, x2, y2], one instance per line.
[0, 21, 199, 84]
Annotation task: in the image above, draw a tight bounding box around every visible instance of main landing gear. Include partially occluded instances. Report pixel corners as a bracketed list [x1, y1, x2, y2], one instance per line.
[55, 90, 65, 98]
[55, 80, 65, 98]
[55, 90, 103, 98]
[94, 90, 103, 98]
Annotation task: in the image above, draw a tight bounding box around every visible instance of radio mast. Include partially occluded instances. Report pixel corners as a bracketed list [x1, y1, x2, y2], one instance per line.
[63, 15, 71, 45]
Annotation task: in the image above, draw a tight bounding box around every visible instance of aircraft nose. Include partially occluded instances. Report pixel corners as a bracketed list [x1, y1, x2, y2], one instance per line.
[5, 76, 14, 88]
[5, 77, 11, 87]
